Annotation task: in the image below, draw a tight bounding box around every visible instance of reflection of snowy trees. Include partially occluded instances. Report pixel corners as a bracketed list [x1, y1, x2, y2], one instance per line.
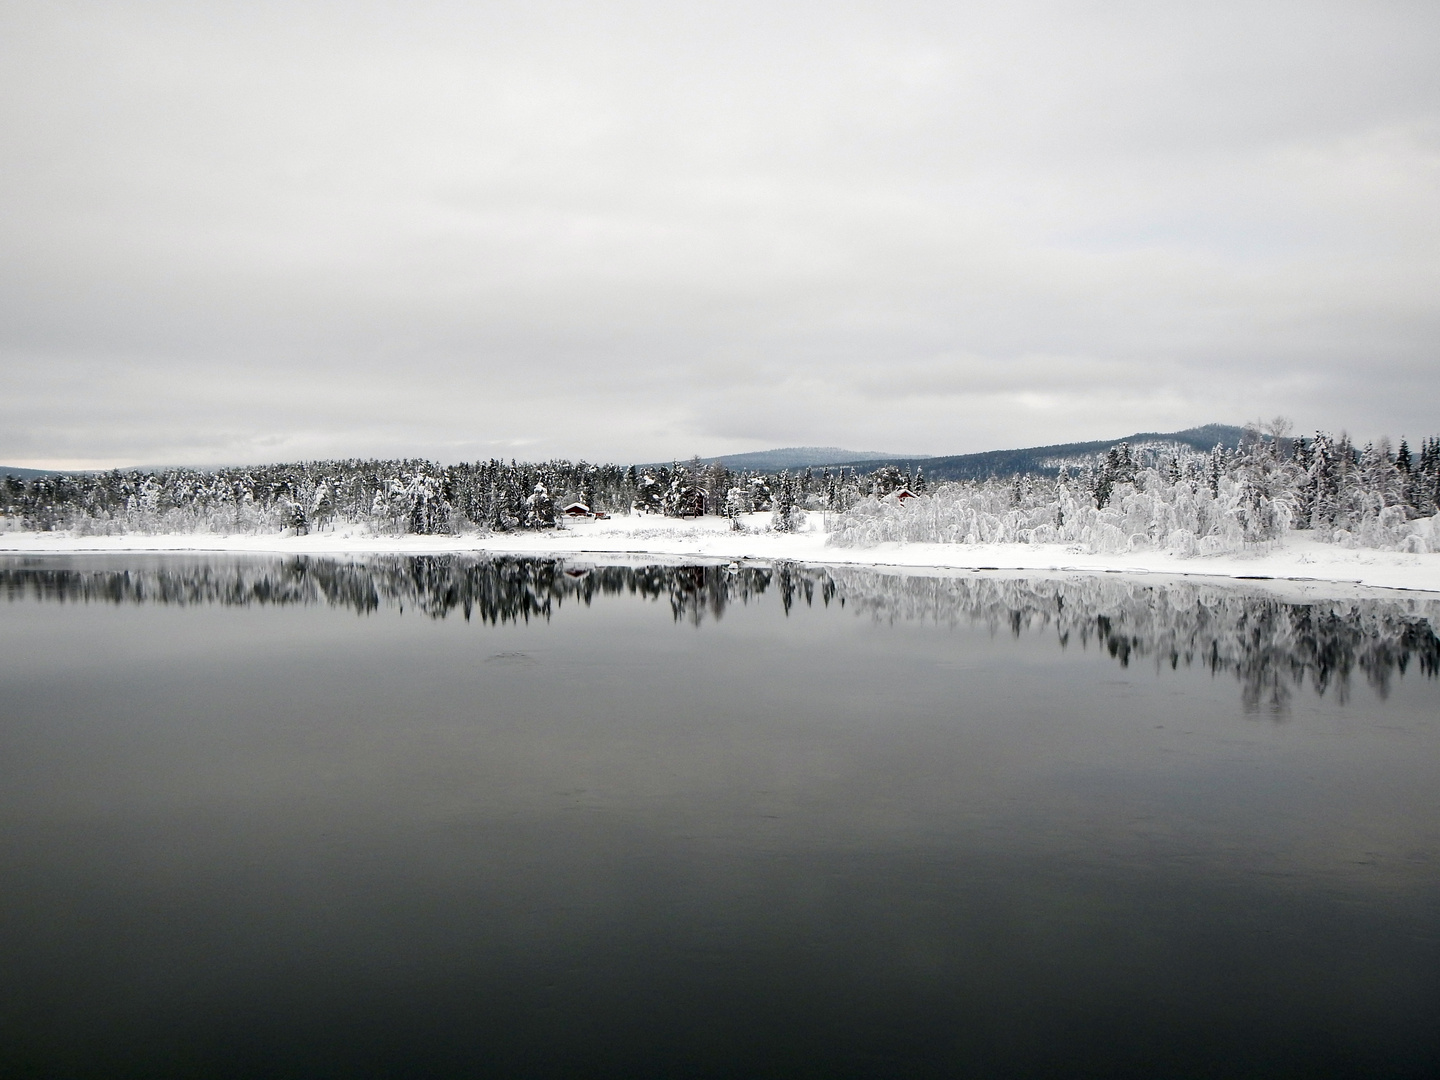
[0, 557, 786, 627]
[4, 557, 1436, 711]
[820, 568, 1440, 712]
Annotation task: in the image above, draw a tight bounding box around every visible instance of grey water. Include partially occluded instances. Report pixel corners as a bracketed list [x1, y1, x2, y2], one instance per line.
[1, 556, 1438, 1078]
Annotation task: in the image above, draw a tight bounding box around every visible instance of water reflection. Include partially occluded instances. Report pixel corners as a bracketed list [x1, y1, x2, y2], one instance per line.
[828, 567, 1440, 712]
[4, 554, 1440, 1078]
[4, 555, 1438, 711]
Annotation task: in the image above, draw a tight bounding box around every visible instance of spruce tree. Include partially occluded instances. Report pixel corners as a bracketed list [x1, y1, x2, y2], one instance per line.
[771, 472, 798, 532]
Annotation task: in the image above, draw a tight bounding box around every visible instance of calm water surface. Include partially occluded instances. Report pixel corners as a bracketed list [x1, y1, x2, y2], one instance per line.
[1, 556, 1438, 1078]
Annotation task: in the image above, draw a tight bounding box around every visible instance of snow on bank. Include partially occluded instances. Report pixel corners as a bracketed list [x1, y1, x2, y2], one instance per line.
[3, 514, 1440, 595]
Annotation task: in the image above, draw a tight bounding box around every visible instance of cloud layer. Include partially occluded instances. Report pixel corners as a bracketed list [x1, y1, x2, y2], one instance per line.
[2, 0, 1438, 466]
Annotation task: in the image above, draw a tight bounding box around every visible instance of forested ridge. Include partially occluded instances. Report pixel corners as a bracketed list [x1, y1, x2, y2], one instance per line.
[834, 423, 1440, 554]
[2, 422, 1439, 554]
[0, 454, 855, 534]
[829, 426, 1440, 558]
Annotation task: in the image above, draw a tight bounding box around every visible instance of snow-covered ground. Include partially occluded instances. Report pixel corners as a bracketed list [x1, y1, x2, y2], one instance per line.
[3, 513, 1440, 594]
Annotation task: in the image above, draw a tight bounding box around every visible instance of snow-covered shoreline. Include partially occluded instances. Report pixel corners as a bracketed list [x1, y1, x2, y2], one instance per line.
[4, 514, 1440, 595]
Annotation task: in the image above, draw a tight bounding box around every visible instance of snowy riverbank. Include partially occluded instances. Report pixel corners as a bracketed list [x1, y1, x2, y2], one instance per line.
[4, 514, 1440, 594]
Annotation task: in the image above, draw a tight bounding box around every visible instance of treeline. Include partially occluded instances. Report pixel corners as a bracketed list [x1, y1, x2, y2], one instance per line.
[2, 424, 1438, 551]
[2, 458, 625, 535]
[832, 426, 1440, 554]
[0, 454, 915, 535]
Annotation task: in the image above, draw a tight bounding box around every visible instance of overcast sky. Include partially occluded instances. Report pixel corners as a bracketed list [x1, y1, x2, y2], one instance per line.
[2, 0, 1438, 468]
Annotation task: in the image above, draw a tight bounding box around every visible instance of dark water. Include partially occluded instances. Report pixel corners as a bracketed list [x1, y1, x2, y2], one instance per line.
[1, 556, 1438, 1078]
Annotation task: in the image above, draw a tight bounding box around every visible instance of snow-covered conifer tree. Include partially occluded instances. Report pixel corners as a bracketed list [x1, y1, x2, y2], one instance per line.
[1115, 442, 1136, 485]
[724, 484, 749, 528]
[748, 474, 773, 511]
[1094, 457, 1115, 509]
[635, 473, 662, 514]
[1232, 423, 1297, 543]
[581, 467, 597, 513]
[1307, 432, 1337, 528]
[524, 483, 556, 528]
[1207, 446, 1225, 499]
[486, 481, 507, 532]
[871, 464, 905, 497]
[771, 472, 801, 532]
[311, 482, 334, 531]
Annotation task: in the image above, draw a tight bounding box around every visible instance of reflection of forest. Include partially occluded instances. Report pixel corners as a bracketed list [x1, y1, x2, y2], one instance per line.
[824, 568, 1440, 712]
[5, 556, 1438, 711]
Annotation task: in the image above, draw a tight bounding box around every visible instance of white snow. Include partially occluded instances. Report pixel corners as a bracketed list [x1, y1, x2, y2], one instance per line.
[3, 513, 1440, 595]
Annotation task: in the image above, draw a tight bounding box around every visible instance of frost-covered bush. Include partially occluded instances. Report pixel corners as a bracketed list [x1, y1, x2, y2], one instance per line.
[827, 472, 1281, 556]
[824, 421, 1440, 556]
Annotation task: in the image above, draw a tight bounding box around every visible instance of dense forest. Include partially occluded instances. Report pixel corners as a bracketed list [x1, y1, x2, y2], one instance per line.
[2, 422, 1438, 553]
[831, 424, 1440, 554]
[0, 454, 869, 534]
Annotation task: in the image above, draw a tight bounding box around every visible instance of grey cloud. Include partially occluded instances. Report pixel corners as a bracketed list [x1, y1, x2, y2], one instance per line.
[1, 0, 1438, 466]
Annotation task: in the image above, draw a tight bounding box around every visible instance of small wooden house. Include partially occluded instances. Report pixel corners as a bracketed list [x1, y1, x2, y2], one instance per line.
[561, 502, 592, 518]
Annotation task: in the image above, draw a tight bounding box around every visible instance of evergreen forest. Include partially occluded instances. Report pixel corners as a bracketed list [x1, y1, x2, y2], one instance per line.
[2, 422, 1439, 554]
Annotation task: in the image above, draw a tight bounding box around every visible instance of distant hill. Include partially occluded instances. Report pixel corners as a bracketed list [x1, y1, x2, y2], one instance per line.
[0, 465, 72, 481]
[661, 447, 912, 472]
[824, 425, 1246, 482]
[7, 426, 1245, 484]
[637, 426, 1245, 477]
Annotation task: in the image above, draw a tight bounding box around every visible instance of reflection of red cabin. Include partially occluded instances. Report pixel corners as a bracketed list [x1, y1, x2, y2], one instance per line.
[562, 502, 592, 517]
[894, 488, 919, 502]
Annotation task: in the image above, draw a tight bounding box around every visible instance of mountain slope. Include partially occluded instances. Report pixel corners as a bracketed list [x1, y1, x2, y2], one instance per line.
[0, 466, 72, 481]
[823, 425, 1245, 481]
[649, 447, 910, 472]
